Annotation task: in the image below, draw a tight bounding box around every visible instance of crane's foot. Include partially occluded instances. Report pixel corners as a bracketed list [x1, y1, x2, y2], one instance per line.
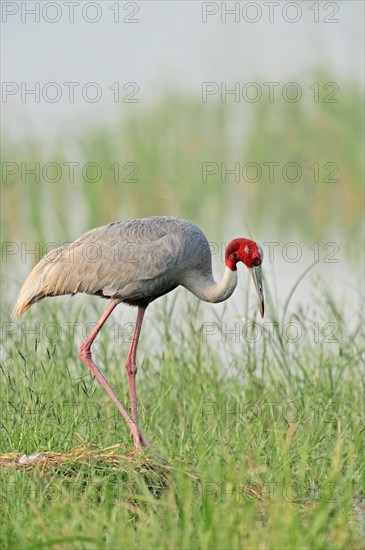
[131, 430, 147, 450]
[131, 428, 166, 462]
[130, 425, 149, 451]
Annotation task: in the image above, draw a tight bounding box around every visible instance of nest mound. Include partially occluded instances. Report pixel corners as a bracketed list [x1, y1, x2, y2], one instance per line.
[0, 443, 167, 476]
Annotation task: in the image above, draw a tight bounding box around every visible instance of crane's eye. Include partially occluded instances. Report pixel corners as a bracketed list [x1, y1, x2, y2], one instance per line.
[244, 245, 249, 254]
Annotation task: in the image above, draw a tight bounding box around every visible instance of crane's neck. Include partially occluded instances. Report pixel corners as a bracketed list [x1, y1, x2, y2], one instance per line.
[183, 266, 238, 304]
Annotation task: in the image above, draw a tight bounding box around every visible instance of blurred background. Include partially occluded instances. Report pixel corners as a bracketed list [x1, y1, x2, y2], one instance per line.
[2, 0, 364, 318]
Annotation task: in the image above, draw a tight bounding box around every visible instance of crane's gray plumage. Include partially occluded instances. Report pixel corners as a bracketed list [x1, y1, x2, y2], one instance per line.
[12, 215, 264, 453]
[13, 217, 215, 317]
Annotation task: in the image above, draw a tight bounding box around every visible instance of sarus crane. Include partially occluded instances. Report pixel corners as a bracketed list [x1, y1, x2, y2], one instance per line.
[13, 216, 264, 452]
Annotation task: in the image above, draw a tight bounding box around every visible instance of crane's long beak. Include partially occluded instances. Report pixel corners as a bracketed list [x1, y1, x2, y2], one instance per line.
[249, 266, 264, 318]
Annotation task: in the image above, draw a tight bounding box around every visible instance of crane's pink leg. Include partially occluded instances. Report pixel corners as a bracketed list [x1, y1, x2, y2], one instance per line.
[78, 299, 148, 451]
[125, 306, 146, 428]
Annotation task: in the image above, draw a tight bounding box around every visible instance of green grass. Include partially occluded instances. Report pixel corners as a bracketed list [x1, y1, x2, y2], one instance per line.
[1, 287, 364, 549]
[1, 69, 364, 548]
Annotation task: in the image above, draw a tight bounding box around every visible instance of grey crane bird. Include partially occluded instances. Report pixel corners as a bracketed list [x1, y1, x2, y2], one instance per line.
[13, 216, 264, 451]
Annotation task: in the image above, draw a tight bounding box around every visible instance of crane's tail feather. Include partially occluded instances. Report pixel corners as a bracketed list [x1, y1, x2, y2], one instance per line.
[12, 246, 69, 318]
